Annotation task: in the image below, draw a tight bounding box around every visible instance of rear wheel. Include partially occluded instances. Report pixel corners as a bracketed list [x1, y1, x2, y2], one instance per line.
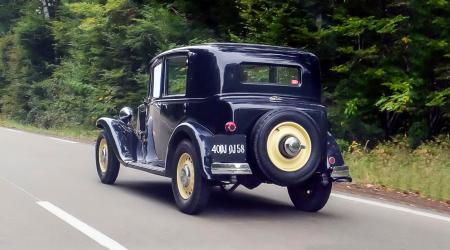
[171, 140, 210, 214]
[287, 176, 332, 212]
[95, 130, 120, 184]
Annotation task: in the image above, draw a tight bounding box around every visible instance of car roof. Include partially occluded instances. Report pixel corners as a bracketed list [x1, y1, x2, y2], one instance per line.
[152, 43, 316, 62]
[150, 43, 321, 101]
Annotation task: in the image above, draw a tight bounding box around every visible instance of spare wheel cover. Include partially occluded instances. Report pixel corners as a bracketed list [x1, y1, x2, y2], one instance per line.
[252, 109, 321, 186]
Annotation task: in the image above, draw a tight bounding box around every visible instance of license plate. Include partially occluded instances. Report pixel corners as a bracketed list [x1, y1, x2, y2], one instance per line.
[211, 135, 246, 163]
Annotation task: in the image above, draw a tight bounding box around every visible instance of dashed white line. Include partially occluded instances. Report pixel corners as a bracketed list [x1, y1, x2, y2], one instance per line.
[331, 193, 450, 223]
[37, 201, 127, 250]
[1, 176, 126, 249]
[0, 175, 41, 201]
[49, 137, 78, 144]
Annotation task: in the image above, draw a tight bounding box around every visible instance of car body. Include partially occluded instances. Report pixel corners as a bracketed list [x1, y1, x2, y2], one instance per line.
[95, 43, 351, 214]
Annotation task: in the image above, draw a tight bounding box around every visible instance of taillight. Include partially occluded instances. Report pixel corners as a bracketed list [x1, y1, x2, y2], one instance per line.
[328, 156, 336, 165]
[225, 121, 237, 133]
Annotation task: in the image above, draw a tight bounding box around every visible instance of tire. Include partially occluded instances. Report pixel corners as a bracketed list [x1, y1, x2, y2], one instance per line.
[95, 130, 120, 184]
[171, 140, 210, 214]
[252, 109, 322, 186]
[287, 175, 332, 212]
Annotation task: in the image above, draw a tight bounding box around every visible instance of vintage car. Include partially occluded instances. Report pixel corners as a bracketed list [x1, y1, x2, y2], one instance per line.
[95, 43, 351, 214]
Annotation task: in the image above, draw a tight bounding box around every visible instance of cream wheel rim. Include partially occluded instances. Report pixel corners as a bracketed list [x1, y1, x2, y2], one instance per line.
[266, 121, 312, 172]
[98, 138, 109, 173]
[176, 153, 195, 200]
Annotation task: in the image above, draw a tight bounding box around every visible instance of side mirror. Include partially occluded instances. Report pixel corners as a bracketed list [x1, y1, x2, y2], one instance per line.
[119, 107, 133, 124]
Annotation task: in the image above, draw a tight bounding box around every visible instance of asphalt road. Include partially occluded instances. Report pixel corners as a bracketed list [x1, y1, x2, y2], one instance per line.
[1, 127, 449, 250]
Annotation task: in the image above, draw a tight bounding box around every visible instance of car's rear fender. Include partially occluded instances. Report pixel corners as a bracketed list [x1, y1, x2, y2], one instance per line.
[326, 132, 344, 167]
[165, 120, 214, 179]
[96, 117, 138, 163]
[327, 132, 352, 182]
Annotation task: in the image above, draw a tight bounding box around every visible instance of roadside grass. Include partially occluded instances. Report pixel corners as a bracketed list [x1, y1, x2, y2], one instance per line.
[344, 136, 450, 201]
[0, 118, 97, 142]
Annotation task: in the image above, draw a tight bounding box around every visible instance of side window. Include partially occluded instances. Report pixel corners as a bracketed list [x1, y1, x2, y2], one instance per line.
[152, 63, 162, 98]
[166, 56, 187, 96]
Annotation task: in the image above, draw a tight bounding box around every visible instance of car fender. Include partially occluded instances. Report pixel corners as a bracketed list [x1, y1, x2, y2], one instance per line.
[327, 132, 352, 182]
[326, 132, 345, 168]
[96, 117, 137, 163]
[165, 120, 214, 179]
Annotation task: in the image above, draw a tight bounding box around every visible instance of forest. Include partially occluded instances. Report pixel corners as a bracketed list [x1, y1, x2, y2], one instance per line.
[0, 0, 449, 148]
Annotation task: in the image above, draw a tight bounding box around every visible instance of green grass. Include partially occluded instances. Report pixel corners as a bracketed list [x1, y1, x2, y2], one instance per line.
[344, 137, 450, 201]
[0, 118, 98, 142]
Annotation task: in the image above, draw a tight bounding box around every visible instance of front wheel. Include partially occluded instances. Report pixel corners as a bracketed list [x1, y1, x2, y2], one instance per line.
[171, 140, 210, 214]
[287, 176, 332, 212]
[95, 130, 120, 184]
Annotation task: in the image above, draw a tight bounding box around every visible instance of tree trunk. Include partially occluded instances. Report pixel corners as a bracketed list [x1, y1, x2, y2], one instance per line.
[40, 0, 58, 19]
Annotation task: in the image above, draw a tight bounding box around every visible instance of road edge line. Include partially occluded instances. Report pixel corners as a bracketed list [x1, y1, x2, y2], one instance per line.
[37, 201, 127, 250]
[1, 127, 25, 133]
[331, 193, 450, 223]
[49, 137, 78, 144]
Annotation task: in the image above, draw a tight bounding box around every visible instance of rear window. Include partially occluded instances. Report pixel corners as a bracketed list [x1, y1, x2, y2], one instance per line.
[240, 63, 302, 87]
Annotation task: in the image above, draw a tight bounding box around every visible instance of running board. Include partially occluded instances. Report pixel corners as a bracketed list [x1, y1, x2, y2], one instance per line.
[123, 160, 166, 176]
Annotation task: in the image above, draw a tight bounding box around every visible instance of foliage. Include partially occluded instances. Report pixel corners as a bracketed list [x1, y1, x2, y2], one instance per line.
[0, 0, 449, 146]
[0, 116, 97, 141]
[0, 0, 213, 128]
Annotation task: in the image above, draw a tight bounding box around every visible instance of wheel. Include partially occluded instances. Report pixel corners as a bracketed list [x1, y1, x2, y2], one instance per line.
[287, 176, 332, 212]
[95, 130, 120, 184]
[171, 140, 210, 214]
[251, 109, 321, 186]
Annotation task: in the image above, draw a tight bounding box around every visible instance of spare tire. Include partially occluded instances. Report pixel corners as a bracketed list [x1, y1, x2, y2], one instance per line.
[251, 109, 321, 186]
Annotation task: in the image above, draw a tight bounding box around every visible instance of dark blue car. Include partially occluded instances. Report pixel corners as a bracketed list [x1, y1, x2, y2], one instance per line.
[95, 43, 351, 214]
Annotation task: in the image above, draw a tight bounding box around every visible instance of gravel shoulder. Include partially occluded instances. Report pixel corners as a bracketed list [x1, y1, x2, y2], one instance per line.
[334, 183, 450, 215]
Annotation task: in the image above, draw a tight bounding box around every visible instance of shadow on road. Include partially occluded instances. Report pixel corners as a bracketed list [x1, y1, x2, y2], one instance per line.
[114, 180, 337, 219]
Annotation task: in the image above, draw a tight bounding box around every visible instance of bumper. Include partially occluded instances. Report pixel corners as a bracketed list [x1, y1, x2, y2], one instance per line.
[211, 163, 252, 175]
[331, 165, 352, 183]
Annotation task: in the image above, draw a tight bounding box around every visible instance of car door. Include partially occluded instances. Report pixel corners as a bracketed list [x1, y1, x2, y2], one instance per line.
[148, 60, 164, 161]
[156, 54, 189, 160]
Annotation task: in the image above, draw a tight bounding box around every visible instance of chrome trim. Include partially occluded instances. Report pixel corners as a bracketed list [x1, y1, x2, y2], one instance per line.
[269, 96, 283, 102]
[280, 135, 303, 158]
[331, 165, 352, 182]
[211, 163, 252, 175]
[119, 107, 133, 124]
[180, 164, 191, 187]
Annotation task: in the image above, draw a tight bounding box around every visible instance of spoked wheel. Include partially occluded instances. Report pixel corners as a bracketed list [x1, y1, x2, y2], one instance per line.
[95, 130, 120, 184]
[287, 176, 332, 212]
[171, 140, 210, 214]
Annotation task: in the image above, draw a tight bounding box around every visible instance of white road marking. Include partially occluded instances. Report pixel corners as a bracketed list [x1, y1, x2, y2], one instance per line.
[331, 193, 450, 223]
[49, 137, 78, 144]
[1, 127, 78, 143]
[0, 175, 41, 201]
[37, 201, 127, 250]
[2, 127, 25, 133]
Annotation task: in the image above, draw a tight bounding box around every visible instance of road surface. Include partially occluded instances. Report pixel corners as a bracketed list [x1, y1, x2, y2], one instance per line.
[0, 127, 449, 250]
